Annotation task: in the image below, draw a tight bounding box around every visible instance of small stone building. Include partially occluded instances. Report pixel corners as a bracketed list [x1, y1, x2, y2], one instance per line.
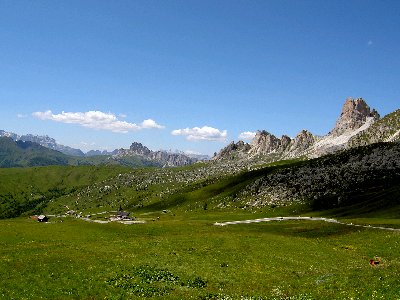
[37, 215, 48, 222]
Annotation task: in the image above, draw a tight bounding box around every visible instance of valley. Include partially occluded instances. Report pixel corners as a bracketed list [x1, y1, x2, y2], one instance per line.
[1, 98, 399, 299]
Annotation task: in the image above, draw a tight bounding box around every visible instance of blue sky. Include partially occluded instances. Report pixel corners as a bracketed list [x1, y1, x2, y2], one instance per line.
[1, 0, 399, 155]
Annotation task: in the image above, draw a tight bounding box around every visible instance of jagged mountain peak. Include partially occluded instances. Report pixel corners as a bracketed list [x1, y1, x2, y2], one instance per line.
[213, 140, 251, 160]
[330, 97, 380, 137]
[129, 142, 152, 156]
[249, 130, 280, 155]
[289, 129, 316, 154]
[214, 97, 395, 163]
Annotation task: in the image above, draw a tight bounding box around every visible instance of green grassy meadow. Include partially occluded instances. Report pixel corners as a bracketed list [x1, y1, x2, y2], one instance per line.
[1, 144, 400, 299]
[1, 212, 399, 299]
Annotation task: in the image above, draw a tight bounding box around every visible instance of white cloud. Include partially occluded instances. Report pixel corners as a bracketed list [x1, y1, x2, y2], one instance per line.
[141, 118, 165, 129]
[238, 131, 256, 141]
[17, 113, 28, 118]
[171, 126, 227, 142]
[32, 110, 164, 133]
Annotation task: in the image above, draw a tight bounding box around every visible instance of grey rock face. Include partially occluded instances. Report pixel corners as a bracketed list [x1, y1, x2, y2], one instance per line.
[279, 135, 292, 151]
[330, 97, 380, 137]
[348, 109, 400, 147]
[288, 130, 316, 156]
[249, 131, 281, 155]
[213, 141, 251, 160]
[129, 142, 152, 156]
[214, 97, 396, 164]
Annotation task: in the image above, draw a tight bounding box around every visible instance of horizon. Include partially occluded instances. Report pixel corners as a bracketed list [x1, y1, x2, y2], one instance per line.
[1, 95, 395, 156]
[1, 1, 399, 155]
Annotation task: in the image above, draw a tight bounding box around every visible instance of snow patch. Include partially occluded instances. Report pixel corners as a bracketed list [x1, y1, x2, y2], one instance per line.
[314, 117, 375, 149]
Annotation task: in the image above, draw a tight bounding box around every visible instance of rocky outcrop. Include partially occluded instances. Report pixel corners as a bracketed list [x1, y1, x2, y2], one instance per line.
[215, 129, 318, 160]
[214, 97, 395, 163]
[348, 109, 400, 147]
[287, 130, 316, 157]
[213, 141, 251, 160]
[279, 135, 292, 151]
[310, 98, 380, 157]
[248, 131, 281, 156]
[128, 142, 152, 156]
[115, 142, 196, 167]
[330, 97, 380, 137]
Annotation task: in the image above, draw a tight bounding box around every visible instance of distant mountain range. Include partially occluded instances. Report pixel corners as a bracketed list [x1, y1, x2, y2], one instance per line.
[0, 136, 189, 168]
[0, 130, 85, 156]
[114, 142, 198, 167]
[214, 97, 400, 162]
[0, 131, 208, 168]
[0, 97, 398, 168]
[0, 137, 71, 167]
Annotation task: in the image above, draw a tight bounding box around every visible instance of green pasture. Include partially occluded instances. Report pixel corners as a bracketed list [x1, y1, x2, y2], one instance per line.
[1, 212, 399, 299]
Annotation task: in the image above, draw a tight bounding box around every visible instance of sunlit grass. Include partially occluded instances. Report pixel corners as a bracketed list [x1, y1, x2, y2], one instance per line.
[1, 213, 399, 299]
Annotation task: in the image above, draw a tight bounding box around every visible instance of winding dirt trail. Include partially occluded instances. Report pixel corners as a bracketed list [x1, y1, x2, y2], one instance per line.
[214, 216, 400, 232]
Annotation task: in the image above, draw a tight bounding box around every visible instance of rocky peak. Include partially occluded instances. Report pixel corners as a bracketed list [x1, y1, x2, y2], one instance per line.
[289, 130, 316, 153]
[129, 142, 151, 156]
[249, 130, 280, 155]
[330, 97, 380, 137]
[280, 135, 292, 150]
[213, 140, 251, 160]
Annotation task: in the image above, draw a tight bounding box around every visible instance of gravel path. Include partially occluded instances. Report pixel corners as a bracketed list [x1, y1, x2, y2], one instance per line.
[214, 216, 400, 231]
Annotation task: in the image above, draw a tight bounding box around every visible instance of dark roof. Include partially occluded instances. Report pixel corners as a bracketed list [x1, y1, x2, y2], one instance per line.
[116, 211, 130, 217]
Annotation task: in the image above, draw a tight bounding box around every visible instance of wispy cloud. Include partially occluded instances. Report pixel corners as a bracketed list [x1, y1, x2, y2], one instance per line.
[238, 131, 256, 141]
[171, 126, 227, 142]
[184, 150, 202, 155]
[367, 40, 373, 46]
[17, 113, 28, 118]
[32, 110, 164, 133]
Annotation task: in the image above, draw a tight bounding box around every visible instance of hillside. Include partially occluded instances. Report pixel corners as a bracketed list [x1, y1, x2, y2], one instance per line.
[0, 165, 130, 218]
[348, 109, 400, 146]
[0, 130, 85, 156]
[0, 130, 199, 167]
[1, 141, 398, 219]
[0, 137, 70, 167]
[0, 137, 168, 168]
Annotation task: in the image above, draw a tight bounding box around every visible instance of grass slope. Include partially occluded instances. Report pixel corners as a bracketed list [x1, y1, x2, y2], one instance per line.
[1, 143, 399, 220]
[0, 137, 69, 167]
[1, 213, 399, 299]
[1, 143, 400, 299]
[0, 165, 130, 218]
[349, 109, 400, 146]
